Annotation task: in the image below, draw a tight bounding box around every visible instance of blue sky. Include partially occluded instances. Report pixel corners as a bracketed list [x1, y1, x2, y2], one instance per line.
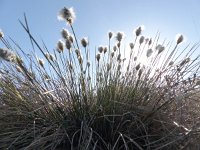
[0, 0, 200, 55]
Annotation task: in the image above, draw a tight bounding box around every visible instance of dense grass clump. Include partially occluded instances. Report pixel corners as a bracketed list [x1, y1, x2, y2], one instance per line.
[0, 7, 200, 150]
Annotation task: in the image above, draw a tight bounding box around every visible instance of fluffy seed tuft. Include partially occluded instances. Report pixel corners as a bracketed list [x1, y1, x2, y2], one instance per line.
[129, 43, 134, 49]
[61, 28, 70, 39]
[139, 36, 145, 44]
[146, 49, 153, 57]
[135, 25, 144, 36]
[0, 48, 16, 62]
[98, 46, 104, 53]
[111, 52, 115, 58]
[56, 40, 65, 52]
[58, 7, 76, 24]
[103, 46, 108, 53]
[176, 34, 184, 45]
[38, 58, 44, 67]
[65, 37, 72, 50]
[136, 63, 140, 70]
[96, 53, 101, 62]
[116, 31, 125, 42]
[0, 30, 4, 38]
[108, 31, 113, 39]
[81, 37, 88, 48]
[156, 44, 165, 54]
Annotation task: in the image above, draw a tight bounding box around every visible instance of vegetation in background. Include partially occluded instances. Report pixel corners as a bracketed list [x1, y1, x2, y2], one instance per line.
[0, 7, 200, 150]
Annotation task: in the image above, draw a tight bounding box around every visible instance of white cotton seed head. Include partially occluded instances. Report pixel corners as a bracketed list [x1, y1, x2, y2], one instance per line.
[176, 34, 184, 45]
[0, 48, 16, 62]
[108, 31, 113, 39]
[104, 46, 108, 53]
[117, 42, 121, 48]
[69, 35, 74, 43]
[78, 55, 83, 64]
[136, 63, 140, 70]
[113, 45, 117, 51]
[146, 49, 153, 57]
[135, 25, 144, 36]
[180, 58, 190, 66]
[135, 27, 141, 36]
[45, 53, 50, 60]
[58, 7, 76, 24]
[145, 38, 149, 44]
[56, 40, 65, 52]
[61, 28, 70, 39]
[156, 44, 165, 54]
[168, 61, 174, 66]
[96, 53, 101, 62]
[38, 58, 44, 67]
[129, 43, 134, 49]
[81, 37, 88, 48]
[0, 30, 4, 38]
[98, 46, 104, 53]
[107, 63, 111, 71]
[16, 66, 22, 72]
[75, 49, 80, 56]
[65, 38, 72, 50]
[138, 69, 143, 78]
[49, 54, 55, 61]
[148, 38, 152, 45]
[116, 31, 125, 42]
[111, 52, 115, 58]
[139, 36, 145, 44]
[117, 54, 121, 61]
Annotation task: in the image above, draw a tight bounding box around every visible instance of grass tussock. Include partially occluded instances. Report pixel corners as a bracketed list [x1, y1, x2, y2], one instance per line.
[0, 7, 200, 150]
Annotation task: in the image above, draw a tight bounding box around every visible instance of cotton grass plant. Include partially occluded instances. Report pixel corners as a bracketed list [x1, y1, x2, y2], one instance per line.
[0, 7, 200, 150]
